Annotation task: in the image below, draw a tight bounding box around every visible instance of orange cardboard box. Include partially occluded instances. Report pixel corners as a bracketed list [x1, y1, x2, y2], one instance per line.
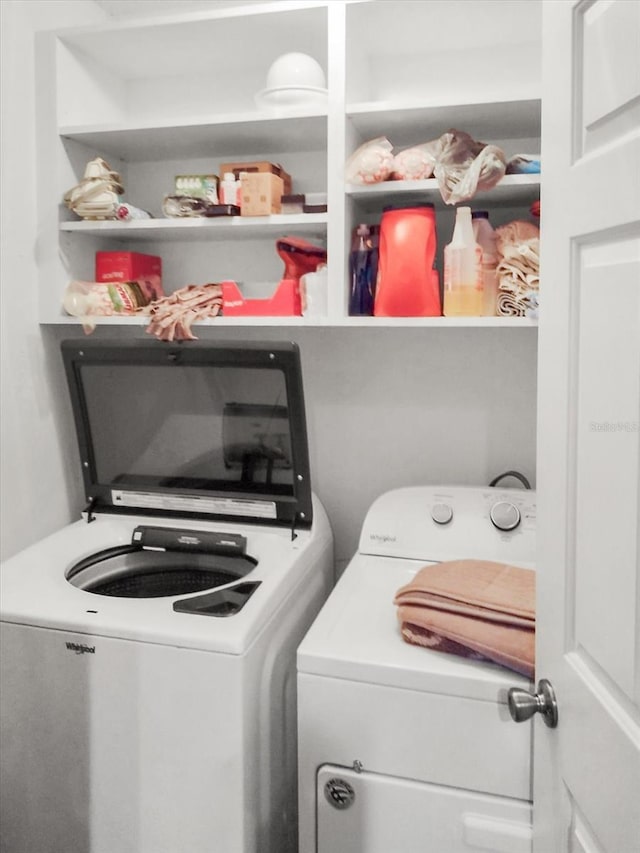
[240, 173, 284, 216]
[221, 160, 292, 195]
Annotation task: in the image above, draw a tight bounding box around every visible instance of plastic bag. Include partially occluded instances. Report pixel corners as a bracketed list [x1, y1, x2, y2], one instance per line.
[391, 140, 442, 181]
[506, 153, 541, 174]
[345, 137, 394, 185]
[62, 280, 152, 335]
[432, 129, 506, 205]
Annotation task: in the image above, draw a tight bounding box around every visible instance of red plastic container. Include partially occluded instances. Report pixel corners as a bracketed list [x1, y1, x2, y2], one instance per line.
[221, 279, 301, 316]
[373, 204, 441, 316]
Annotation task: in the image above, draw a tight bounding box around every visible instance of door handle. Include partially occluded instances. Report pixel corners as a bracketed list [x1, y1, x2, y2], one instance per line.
[508, 678, 558, 728]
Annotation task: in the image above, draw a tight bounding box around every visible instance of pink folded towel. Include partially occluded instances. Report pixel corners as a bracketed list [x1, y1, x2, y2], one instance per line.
[393, 560, 535, 678]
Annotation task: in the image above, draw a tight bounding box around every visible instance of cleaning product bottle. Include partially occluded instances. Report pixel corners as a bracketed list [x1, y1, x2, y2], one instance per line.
[374, 204, 440, 316]
[443, 206, 483, 317]
[349, 224, 378, 316]
[220, 172, 241, 207]
[472, 210, 498, 316]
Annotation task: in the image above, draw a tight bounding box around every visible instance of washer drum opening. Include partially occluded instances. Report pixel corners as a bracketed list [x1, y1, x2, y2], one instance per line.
[66, 546, 257, 599]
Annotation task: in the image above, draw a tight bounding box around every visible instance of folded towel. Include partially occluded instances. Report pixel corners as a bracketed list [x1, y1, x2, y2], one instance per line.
[496, 289, 537, 317]
[394, 560, 535, 677]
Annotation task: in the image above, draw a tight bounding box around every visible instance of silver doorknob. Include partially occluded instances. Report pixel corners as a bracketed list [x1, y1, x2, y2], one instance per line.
[508, 678, 558, 728]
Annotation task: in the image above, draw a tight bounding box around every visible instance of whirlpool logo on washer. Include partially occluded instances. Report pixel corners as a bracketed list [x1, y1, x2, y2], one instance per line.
[369, 533, 397, 544]
[65, 642, 95, 655]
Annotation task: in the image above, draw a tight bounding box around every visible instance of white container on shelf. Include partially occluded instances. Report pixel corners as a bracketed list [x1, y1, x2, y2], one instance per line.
[472, 210, 499, 317]
[443, 206, 483, 317]
[220, 173, 241, 207]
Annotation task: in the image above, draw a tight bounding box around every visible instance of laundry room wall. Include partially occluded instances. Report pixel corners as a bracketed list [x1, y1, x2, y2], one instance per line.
[0, 0, 538, 573]
[0, 0, 108, 563]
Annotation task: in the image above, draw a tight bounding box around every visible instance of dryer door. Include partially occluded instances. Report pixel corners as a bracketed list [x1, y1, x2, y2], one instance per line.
[317, 765, 532, 853]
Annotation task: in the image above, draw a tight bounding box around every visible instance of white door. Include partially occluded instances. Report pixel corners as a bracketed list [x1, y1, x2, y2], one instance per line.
[535, 1, 640, 851]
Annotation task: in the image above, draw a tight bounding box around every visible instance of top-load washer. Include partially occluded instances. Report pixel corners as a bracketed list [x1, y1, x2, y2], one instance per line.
[0, 338, 333, 853]
[297, 485, 536, 853]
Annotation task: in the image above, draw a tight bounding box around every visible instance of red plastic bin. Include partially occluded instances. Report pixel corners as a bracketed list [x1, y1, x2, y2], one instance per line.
[221, 279, 301, 316]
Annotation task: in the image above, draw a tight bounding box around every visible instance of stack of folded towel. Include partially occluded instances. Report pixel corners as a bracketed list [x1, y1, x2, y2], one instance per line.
[393, 559, 535, 677]
[494, 220, 540, 318]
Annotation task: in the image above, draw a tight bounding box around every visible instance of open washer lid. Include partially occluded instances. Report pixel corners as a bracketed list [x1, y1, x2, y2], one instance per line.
[61, 339, 313, 530]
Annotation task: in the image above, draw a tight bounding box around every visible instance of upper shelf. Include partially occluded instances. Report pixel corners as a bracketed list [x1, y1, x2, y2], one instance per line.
[347, 99, 542, 148]
[60, 213, 329, 242]
[60, 112, 328, 162]
[347, 174, 540, 212]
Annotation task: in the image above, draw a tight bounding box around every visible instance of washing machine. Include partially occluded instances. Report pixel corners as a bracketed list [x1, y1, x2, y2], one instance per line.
[297, 485, 536, 853]
[0, 338, 333, 853]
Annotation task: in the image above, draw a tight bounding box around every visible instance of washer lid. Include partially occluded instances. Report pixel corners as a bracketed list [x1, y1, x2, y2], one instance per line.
[297, 553, 531, 702]
[61, 339, 312, 529]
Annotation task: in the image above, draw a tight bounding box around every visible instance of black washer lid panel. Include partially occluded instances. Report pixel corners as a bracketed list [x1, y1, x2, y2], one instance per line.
[61, 339, 313, 528]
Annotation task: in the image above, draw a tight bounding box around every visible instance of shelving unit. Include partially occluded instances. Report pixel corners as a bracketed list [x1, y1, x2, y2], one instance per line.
[346, 174, 540, 211]
[60, 213, 329, 242]
[37, 0, 542, 329]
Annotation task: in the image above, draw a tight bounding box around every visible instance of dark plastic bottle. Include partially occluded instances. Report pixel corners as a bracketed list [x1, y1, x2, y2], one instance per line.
[349, 224, 379, 316]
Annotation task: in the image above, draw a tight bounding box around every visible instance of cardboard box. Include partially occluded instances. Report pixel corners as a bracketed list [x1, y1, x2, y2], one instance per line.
[240, 172, 284, 216]
[221, 161, 292, 195]
[174, 174, 219, 203]
[95, 252, 163, 301]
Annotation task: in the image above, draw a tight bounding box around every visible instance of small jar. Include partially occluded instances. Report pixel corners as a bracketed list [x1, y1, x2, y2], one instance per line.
[220, 172, 241, 206]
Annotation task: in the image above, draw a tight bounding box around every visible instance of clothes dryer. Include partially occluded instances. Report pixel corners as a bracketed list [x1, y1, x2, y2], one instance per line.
[0, 339, 333, 853]
[297, 485, 535, 853]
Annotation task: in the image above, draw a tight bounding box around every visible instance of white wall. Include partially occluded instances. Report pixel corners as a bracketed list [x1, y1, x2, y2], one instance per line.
[0, 0, 108, 562]
[0, 0, 538, 571]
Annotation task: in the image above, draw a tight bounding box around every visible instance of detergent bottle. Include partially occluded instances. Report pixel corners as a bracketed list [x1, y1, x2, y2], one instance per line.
[374, 204, 440, 316]
[349, 224, 378, 316]
[472, 210, 498, 316]
[443, 206, 483, 316]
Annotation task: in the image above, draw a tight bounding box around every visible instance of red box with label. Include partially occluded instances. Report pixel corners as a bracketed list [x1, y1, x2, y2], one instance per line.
[95, 252, 164, 302]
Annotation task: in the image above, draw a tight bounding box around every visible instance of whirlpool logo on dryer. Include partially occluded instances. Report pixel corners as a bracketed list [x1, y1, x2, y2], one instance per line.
[65, 642, 95, 655]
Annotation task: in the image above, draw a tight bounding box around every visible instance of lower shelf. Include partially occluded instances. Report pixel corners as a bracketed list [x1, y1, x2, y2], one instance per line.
[42, 315, 538, 329]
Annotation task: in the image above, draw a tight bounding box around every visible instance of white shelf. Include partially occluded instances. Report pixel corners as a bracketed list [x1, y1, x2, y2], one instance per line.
[60, 112, 328, 162]
[48, 315, 538, 329]
[347, 174, 540, 211]
[59, 213, 329, 242]
[41, 0, 543, 329]
[55, 2, 330, 79]
[347, 98, 542, 146]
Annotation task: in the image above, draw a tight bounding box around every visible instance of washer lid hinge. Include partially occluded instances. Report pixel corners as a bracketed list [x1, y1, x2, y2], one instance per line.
[84, 497, 97, 524]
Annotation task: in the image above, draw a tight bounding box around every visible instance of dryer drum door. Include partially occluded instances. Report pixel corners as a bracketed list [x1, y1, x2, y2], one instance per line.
[66, 546, 257, 598]
[316, 765, 532, 853]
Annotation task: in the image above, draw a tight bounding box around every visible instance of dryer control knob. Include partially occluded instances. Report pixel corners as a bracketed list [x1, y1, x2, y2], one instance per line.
[490, 501, 521, 531]
[431, 503, 453, 525]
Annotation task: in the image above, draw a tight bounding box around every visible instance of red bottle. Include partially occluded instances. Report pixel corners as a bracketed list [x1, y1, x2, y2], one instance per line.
[373, 204, 440, 316]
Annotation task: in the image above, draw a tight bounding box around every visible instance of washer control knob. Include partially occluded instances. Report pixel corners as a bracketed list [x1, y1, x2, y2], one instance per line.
[431, 503, 453, 525]
[490, 501, 521, 531]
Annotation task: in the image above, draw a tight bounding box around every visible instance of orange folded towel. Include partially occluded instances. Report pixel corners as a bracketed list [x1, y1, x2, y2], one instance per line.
[393, 560, 535, 678]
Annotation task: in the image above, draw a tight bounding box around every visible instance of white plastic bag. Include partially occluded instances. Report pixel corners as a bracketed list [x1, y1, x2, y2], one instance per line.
[345, 137, 394, 185]
[433, 129, 507, 205]
[391, 140, 441, 181]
